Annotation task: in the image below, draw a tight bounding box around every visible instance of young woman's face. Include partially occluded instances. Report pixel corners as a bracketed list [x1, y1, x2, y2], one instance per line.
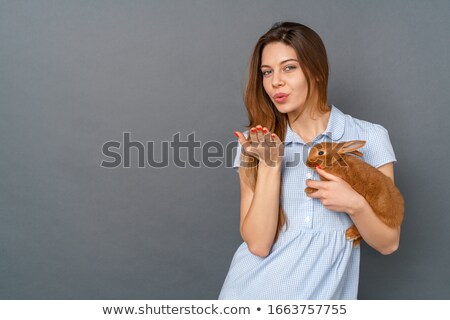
[261, 42, 313, 114]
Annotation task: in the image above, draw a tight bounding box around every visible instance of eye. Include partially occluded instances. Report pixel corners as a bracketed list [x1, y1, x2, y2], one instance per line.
[318, 151, 325, 156]
[261, 70, 272, 77]
[284, 65, 297, 71]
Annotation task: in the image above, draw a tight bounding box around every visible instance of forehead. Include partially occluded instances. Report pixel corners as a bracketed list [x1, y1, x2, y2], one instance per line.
[261, 42, 298, 65]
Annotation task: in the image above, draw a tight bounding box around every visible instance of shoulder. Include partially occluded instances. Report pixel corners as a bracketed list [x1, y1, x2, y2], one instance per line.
[354, 118, 391, 149]
[329, 105, 390, 142]
[336, 107, 396, 168]
[342, 110, 389, 139]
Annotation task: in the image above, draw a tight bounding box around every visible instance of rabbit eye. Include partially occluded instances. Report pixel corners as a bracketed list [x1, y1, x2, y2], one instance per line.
[318, 151, 325, 155]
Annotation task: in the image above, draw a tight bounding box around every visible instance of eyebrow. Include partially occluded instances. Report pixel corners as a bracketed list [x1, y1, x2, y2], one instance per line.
[260, 59, 299, 68]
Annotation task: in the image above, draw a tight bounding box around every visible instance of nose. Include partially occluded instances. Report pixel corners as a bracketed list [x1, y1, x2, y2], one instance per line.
[271, 70, 285, 87]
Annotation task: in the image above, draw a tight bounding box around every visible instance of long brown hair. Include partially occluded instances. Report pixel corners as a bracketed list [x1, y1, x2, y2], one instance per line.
[241, 21, 330, 243]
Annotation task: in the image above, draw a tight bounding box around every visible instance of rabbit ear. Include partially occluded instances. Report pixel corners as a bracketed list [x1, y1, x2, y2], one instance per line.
[347, 150, 363, 157]
[338, 140, 366, 155]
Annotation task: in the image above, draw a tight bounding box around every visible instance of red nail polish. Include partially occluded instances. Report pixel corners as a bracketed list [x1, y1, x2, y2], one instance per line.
[234, 131, 239, 137]
[316, 165, 321, 169]
[262, 128, 268, 134]
[250, 128, 256, 133]
[256, 127, 262, 130]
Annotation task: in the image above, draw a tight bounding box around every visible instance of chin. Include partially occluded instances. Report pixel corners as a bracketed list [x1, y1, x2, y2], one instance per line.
[277, 108, 295, 113]
[275, 105, 296, 114]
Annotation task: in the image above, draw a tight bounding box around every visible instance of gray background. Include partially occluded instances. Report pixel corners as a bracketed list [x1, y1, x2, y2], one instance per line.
[1, 0, 449, 299]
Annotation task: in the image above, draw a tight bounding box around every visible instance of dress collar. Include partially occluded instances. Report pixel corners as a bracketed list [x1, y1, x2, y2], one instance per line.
[284, 104, 346, 145]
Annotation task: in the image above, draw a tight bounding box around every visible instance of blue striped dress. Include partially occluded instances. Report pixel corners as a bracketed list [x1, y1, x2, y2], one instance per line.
[218, 105, 397, 299]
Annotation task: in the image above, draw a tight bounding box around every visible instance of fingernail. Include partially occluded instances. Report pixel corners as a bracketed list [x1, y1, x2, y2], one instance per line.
[262, 128, 268, 134]
[271, 133, 275, 137]
[250, 128, 256, 133]
[316, 165, 321, 169]
[256, 127, 262, 130]
[234, 131, 239, 138]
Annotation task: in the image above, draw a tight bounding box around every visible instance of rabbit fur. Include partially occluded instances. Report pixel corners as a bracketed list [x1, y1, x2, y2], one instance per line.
[304, 140, 404, 247]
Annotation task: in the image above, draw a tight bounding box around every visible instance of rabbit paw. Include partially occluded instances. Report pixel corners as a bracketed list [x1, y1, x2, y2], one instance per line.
[304, 187, 318, 194]
[345, 225, 361, 247]
[352, 237, 361, 248]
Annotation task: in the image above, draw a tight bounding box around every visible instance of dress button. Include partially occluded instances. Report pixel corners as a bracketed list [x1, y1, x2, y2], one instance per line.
[304, 216, 311, 223]
[306, 172, 313, 179]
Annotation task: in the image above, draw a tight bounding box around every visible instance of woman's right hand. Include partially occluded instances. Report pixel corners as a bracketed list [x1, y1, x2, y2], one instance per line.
[234, 125, 284, 168]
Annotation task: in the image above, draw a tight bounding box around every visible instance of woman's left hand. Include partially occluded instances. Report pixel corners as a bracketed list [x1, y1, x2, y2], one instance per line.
[305, 166, 364, 215]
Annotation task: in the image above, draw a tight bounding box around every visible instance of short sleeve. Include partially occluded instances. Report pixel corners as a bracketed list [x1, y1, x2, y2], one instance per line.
[362, 124, 397, 168]
[232, 130, 249, 173]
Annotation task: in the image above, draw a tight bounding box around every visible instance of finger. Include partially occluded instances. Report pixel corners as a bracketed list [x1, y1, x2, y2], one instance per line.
[306, 187, 322, 198]
[270, 132, 283, 146]
[233, 131, 247, 146]
[256, 125, 264, 141]
[262, 127, 271, 144]
[316, 166, 340, 181]
[249, 127, 258, 143]
[305, 179, 328, 190]
[237, 130, 254, 157]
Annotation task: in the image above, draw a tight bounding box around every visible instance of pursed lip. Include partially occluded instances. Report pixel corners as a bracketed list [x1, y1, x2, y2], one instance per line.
[273, 92, 289, 99]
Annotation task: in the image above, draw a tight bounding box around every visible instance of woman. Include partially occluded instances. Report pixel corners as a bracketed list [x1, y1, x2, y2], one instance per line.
[218, 22, 401, 299]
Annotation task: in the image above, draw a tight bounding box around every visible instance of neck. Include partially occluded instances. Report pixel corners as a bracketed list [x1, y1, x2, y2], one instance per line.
[288, 103, 331, 144]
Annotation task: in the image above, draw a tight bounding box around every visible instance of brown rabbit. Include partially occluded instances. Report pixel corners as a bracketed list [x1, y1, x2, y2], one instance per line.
[304, 140, 404, 247]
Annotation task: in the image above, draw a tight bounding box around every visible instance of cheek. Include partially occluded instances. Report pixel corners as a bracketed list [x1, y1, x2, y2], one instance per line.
[291, 75, 308, 95]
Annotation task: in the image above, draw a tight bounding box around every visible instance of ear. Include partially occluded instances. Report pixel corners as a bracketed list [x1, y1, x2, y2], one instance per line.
[348, 150, 363, 157]
[338, 140, 366, 155]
